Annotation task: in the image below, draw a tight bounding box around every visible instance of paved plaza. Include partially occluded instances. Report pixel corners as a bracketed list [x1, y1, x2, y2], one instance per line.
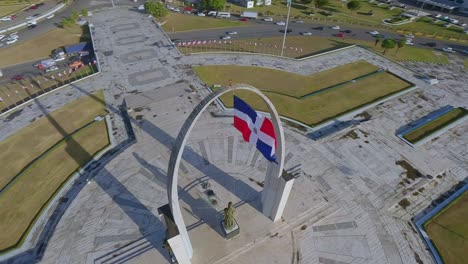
[0, 7, 467, 264]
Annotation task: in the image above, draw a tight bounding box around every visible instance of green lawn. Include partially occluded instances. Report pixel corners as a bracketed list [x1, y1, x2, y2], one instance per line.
[0, 119, 109, 252]
[464, 59, 468, 69]
[403, 107, 467, 143]
[161, 12, 249, 32]
[0, 4, 28, 17]
[179, 35, 449, 64]
[0, 91, 107, 191]
[194, 63, 412, 126]
[424, 192, 468, 264]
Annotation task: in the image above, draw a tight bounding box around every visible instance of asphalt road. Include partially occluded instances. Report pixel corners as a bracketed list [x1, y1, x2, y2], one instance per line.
[167, 21, 468, 52]
[0, 0, 58, 30]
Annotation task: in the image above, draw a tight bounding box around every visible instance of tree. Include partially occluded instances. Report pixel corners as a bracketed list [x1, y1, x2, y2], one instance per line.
[347, 0, 361, 11]
[381, 39, 396, 54]
[315, 0, 329, 9]
[396, 39, 405, 53]
[61, 17, 73, 28]
[301, 0, 313, 4]
[203, 0, 226, 10]
[70, 10, 79, 21]
[80, 8, 88, 17]
[374, 34, 381, 47]
[145, 1, 168, 18]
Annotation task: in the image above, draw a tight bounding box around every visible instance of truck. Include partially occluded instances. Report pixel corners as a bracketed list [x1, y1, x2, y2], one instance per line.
[241, 11, 257, 19]
[37, 59, 56, 70]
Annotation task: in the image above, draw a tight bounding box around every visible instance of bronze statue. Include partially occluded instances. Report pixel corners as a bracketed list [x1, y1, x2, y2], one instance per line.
[223, 202, 236, 230]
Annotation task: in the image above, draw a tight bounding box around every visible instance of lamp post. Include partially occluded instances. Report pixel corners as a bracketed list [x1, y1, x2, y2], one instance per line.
[280, 0, 292, 57]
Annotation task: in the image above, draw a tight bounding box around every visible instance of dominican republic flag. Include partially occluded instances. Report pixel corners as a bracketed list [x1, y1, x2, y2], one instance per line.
[233, 96, 277, 162]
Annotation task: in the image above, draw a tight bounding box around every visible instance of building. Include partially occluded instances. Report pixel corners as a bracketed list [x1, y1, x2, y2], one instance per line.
[414, 0, 468, 14]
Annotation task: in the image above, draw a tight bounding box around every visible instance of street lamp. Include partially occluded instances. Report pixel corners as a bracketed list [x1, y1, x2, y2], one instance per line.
[280, 0, 292, 57]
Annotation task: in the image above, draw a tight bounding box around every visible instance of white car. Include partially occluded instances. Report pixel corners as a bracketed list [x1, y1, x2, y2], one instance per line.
[442, 47, 455, 53]
[301, 32, 312, 35]
[26, 15, 39, 20]
[197, 12, 206, 16]
[276, 21, 285, 26]
[405, 40, 414, 45]
[404, 34, 414, 38]
[221, 35, 231, 40]
[6, 38, 18, 45]
[46, 14, 55, 19]
[9, 34, 19, 39]
[0, 35, 5, 40]
[294, 20, 304, 23]
[0, 16, 12, 21]
[226, 31, 237, 35]
[368, 30, 380, 35]
[434, 14, 441, 18]
[331, 25, 340, 30]
[173, 8, 181, 12]
[264, 17, 273, 22]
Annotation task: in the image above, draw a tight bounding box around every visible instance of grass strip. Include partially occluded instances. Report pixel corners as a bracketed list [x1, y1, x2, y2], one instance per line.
[403, 108, 467, 143]
[196, 64, 412, 126]
[0, 120, 110, 252]
[424, 191, 468, 264]
[0, 90, 106, 190]
[161, 12, 248, 32]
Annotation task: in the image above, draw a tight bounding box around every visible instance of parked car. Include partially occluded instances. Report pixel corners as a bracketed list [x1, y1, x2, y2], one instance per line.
[424, 42, 437, 47]
[263, 17, 273, 22]
[30, 5, 39, 10]
[294, 20, 303, 23]
[0, 16, 12, 21]
[301, 32, 312, 35]
[45, 66, 59, 73]
[335, 33, 345, 38]
[368, 30, 380, 35]
[173, 8, 181, 12]
[239, 17, 249, 21]
[46, 14, 55, 19]
[221, 35, 231, 40]
[28, 24, 36, 29]
[11, 75, 24, 81]
[314, 26, 324, 30]
[226, 31, 237, 35]
[26, 14, 39, 20]
[331, 25, 340, 30]
[276, 21, 285, 26]
[197, 12, 206, 16]
[279, 29, 292, 33]
[404, 34, 414, 38]
[0, 35, 4, 40]
[405, 40, 414, 45]
[442, 47, 455, 53]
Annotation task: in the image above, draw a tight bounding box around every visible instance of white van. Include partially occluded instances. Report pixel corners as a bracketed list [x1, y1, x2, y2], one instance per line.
[217, 12, 230, 18]
[207, 11, 217, 16]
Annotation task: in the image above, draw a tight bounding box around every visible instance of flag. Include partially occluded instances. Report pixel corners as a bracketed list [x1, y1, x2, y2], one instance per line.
[233, 96, 277, 162]
[182, 42, 186, 46]
[22, 86, 27, 90]
[197, 41, 202, 45]
[0, 97, 2, 102]
[30, 84, 34, 88]
[300, 48, 303, 52]
[92, 59, 97, 64]
[63, 70, 66, 75]
[203, 40, 206, 44]
[43, 76, 48, 82]
[37, 80, 40, 85]
[15, 90, 19, 94]
[52, 75, 56, 79]
[69, 68, 72, 74]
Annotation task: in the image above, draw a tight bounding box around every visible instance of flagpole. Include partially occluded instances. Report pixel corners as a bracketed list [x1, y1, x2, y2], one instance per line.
[281, 0, 292, 57]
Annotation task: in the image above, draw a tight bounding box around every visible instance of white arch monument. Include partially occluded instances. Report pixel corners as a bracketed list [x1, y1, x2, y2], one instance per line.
[159, 85, 294, 264]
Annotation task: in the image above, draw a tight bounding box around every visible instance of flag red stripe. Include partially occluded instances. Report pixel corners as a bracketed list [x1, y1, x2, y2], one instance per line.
[234, 116, 251, 142]
[260, 117, 277, 147]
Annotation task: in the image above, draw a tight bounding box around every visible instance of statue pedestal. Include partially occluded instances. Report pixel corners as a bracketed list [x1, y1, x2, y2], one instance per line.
[221, 219, 240, 240]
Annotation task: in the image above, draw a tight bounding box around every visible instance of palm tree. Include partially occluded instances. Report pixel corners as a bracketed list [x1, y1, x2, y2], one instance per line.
[374, 35, 381, 47]
[381, 39, 396, 55]
[396, 39, 405, 53]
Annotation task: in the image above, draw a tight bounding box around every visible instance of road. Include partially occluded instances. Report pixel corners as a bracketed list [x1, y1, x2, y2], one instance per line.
[167, 21, 468, 52]
[0, 0, 58, 30]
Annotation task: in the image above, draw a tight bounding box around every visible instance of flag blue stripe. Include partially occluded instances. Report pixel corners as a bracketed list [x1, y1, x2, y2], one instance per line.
[256, 139, 276, 162]
[234, 96, 257, 124]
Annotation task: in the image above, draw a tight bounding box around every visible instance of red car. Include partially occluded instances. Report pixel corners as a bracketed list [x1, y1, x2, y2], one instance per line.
[240, 18, 249, 21]
[10, 15, 17, 20]
[335, 33, 345, 38]
[30, 5, 39, 9]
[11, 75, 24, 81]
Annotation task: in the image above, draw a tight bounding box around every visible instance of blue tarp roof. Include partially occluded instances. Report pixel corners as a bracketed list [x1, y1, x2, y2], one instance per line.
[64, 42, 92, 54]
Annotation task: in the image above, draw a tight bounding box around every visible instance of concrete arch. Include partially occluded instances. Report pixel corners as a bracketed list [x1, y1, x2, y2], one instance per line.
[166, 85, 286, 262]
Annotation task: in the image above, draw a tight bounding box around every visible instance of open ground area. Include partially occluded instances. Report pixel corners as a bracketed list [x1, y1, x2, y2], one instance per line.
[0, 4, 27, 17]
[0, 25, 90, 68]
[403, 107, 468, 144]
[194, 63, 412, 126]
[1, 7, 467, 264]
[0, 90, 106, 190]
[424, 192, 468, 264]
